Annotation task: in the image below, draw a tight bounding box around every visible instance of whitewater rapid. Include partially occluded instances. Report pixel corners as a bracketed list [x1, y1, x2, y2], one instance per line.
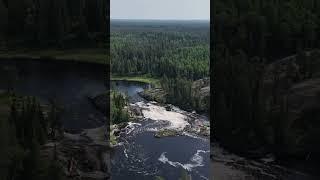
[131, 101, 190, 131]
[112, 99, 210, 179]
[158, 150, 210, 171]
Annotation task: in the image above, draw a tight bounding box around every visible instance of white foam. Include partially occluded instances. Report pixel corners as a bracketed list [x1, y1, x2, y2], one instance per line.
[158, 150, 209, 171]
[125, 122, 142, 135]
[124, 148, 128, 158]
[145, 127, 159, 132]
[132, 102, 189, 131]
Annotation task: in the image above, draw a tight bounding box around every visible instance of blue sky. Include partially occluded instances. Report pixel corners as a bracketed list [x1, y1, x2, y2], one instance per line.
[111, 0, 210, 20]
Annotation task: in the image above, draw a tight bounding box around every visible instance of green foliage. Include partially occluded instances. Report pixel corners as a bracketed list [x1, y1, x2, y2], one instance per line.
[111, 21, 210, 112]
[160, 76, 193, 110]
[111, 91, 129, 124]
[111, 22, 209, 80]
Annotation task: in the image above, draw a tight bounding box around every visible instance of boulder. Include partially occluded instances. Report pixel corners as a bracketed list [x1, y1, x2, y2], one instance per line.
[154, 129, 180, 138]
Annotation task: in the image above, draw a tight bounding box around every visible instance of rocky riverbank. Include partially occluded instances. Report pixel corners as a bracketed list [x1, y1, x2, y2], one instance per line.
[213, 50, 320, 179]
[211, 142, 318, 180]
[89, 86, 210, 145]
[110, 101, 210, 141]
[138, 78, 210, 113]
[41, 126, 111, 180]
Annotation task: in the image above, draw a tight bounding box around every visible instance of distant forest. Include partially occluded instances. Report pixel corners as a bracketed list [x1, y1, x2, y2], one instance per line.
[0, 0, 108, 48]
[111, 21, 210, 111]
[111, 21, 209, 80]
[214, 0, 320, 164]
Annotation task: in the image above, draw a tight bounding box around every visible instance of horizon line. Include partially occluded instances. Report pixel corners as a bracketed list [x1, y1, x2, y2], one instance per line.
[110, 18, 210, 21]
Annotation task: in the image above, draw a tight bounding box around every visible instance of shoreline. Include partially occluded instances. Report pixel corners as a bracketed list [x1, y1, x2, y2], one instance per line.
[111, 75, 160, 87]
[0, 48, 108, 65]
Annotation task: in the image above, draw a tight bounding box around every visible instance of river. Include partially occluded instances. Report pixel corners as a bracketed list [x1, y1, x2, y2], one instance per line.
[0, 59, 210, 180]
[1, 58, 318, 180]
[111, 80, 210, 180]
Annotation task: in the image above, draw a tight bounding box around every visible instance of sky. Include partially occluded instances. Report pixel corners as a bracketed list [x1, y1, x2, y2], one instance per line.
[111, 0, 210, 20]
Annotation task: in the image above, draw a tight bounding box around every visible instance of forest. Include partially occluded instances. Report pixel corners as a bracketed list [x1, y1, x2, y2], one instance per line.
[0, 92, 64, 180]
[111, 20, 210, 112]
[0, 0, 108, 48]
[0, 1, 109, 179]
[213, 0, 320, 167]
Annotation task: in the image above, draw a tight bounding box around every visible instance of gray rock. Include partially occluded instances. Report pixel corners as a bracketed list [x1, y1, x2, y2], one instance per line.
[42, 128, 110, 180]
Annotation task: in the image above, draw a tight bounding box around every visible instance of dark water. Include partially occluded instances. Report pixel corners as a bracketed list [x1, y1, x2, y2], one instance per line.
[112, 129, 210, 180]
[0, 58, 106, 130]
[111, 82, 210, 180]
[111, 80, 150, 102]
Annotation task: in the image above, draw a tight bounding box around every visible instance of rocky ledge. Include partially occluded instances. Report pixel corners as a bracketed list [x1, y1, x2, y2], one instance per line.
[41, 126, 111, 180]
[138, 88, 167, 103]
[154, 129, 181, 138]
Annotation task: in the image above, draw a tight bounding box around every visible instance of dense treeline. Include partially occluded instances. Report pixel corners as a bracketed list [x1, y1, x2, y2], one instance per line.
[214, 0, 320, 60]
[111, 21, 209, 80]
[0, 93, 64, 180]
[0, 0, 108, 48]
[159, 76, 209, 112]
[214, 0, 320, 162]
[111, 21, 210, 111]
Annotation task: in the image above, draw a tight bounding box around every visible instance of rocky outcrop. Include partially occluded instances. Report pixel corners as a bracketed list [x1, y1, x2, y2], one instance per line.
[138, 88, 166, 103]
[154, 129, 181, 138]
[262, 50, 320, 159]
[139, 78, 210, 112]
[285, 78, 320, 157]
[128, 105, 143, 117]
[192, 78, 210, 112]
[42, 126, 111, 180]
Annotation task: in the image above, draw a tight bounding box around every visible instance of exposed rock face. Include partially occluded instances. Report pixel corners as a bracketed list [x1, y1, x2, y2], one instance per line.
[192, 78, 210, 112]
[139, 78, 210, 112]
[138, 88, 166, 103]
[262, 51, 320, 159]
[128, 105, 143, 117]
[214, 50, 320, 163]
[154, 129, 181, 138]
[286, 78, 320, 157]
[288, 78, 320, 122]
[42, 127, 111, 180]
